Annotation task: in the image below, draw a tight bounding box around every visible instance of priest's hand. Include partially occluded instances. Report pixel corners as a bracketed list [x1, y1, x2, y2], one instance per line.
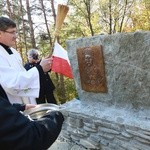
[40, 57, 53, 72]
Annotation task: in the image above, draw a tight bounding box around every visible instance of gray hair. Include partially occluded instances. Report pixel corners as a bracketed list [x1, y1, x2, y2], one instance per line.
[0, 16, 16, 31]
[27, 49, 40, 60]
[27, 49, 39, 56]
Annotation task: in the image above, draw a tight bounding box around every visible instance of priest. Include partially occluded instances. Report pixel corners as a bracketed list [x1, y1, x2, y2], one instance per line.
[0, 16, 52, 104]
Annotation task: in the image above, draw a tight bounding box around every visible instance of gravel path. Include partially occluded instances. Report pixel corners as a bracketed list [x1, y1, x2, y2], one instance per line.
[48, 138, 87, 150]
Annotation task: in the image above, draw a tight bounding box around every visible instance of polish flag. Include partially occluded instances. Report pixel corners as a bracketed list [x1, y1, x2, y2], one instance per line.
[51, 42, 73, 78]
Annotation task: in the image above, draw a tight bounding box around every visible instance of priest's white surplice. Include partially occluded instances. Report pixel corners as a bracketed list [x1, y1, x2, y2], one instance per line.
[0, 45, 39, 104]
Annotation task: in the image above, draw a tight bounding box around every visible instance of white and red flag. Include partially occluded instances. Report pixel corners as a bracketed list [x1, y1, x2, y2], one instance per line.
[51, 42, 73, 79]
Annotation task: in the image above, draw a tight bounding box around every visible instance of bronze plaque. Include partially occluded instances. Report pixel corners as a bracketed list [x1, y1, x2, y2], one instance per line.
[77, 45, 107, 93]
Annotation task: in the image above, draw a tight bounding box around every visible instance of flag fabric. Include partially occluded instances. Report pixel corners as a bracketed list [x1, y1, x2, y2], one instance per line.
[51, 42, 73, 78]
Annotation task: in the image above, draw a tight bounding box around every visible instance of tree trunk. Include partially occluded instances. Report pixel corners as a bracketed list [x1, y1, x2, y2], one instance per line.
[108, 0, 112, 34]
[26, 0, 36, 48]
[84, 0, 94, 36]
[6, 0, 13, 18]
[39, 0, 52, 47]
[59, 75, 66, 104]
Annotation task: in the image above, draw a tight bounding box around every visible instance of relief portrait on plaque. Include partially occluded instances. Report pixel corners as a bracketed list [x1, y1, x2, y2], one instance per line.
[76, 45, 107, 93]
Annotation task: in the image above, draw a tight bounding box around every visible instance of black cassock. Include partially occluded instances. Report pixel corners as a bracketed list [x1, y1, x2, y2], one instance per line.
[0, 85, 64, 150]
[24, 62, 57, 104]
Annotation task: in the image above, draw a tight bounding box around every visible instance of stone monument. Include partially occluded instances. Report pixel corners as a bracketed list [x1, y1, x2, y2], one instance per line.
[60, 31, 150, 150]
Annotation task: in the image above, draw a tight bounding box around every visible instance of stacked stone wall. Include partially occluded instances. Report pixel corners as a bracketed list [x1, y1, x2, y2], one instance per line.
[60, 110, 150, 150]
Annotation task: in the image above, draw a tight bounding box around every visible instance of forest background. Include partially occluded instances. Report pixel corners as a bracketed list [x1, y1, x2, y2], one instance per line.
[0, 0, 149, 104]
